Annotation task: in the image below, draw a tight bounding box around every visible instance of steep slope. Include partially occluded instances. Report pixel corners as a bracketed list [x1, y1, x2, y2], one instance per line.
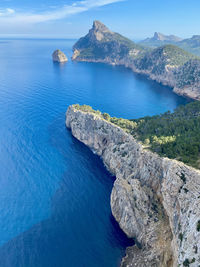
[66, 104, 200, 267]
[133, 45, 195, 87]
[72, 21, 200, 100]
[174, 59, 200, 99]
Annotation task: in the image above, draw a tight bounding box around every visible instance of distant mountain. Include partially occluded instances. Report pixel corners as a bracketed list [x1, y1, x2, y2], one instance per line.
[140, 33, 200, 56]
[153, 32, 183, 42]
[72, 21, 200, 100]
[139, 32, 183, 47]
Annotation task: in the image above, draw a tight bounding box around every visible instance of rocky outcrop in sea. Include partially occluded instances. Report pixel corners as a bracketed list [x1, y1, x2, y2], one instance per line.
[66, 105, 200, 267]
[52, 49, 68, 63]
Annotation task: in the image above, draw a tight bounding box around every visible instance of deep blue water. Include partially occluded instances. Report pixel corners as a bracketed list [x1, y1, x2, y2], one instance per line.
[0, 39, 190, 267]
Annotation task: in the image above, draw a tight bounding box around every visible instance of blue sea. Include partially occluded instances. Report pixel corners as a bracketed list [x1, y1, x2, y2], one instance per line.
[0, 39, 189, 267]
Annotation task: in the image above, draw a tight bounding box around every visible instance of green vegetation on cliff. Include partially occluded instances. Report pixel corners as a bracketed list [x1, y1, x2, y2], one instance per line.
[152, 45, 195, 66]
[73, 102, 200, 169]
[131, 102, 200, 168]
[175, 59, 200, 88]
[134, 45, 196, 76]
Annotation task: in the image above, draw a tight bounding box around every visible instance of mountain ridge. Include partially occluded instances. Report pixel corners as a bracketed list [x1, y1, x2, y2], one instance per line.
[142, 32, 183, 44]
[139, 32, 200, 56]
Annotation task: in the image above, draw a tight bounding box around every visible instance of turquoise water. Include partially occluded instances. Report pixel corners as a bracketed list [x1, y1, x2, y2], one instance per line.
[0, 39, 189, 267]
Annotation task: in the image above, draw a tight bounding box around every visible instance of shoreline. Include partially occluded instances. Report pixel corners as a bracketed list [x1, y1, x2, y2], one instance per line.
[72, 56, 200, 101]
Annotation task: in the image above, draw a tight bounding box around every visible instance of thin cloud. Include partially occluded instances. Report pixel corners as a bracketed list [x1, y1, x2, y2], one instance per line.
[0, 8, 15, 16]
[0, 0, 125, 24]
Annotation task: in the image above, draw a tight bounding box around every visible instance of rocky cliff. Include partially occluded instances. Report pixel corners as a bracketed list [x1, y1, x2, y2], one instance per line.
[72, 20, 146, 64]
[72, 21, 200, 101]
[66, 105, 200, 267]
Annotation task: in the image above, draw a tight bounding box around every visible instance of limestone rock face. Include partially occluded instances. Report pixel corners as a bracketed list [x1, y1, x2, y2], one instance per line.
[92, 20, 113, 41]
[52, 49, 68, 63]
[66, 105, 200, 267]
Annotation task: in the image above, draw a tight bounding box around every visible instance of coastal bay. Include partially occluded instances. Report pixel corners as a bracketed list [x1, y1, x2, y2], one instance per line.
[0, 38, 190, 266]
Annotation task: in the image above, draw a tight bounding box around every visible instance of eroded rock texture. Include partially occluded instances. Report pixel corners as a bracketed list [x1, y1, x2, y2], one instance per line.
[66, 105, 200, 267]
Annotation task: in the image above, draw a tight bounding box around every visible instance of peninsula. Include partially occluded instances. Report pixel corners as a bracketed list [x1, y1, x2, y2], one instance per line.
[66, 104, 200, 267]
[72, 21, 200, 101]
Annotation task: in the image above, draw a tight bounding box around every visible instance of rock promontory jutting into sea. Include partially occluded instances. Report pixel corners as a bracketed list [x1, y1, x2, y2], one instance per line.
[52, 49, 68, 63]
[66, 104, 200, 267]
[72, 20, 200, 101]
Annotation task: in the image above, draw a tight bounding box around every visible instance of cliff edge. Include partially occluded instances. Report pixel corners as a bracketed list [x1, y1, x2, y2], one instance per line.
[66, 105, 200, 267]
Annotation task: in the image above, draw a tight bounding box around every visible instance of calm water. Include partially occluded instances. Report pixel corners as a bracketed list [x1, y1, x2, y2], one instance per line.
[0, 39, 189, 267]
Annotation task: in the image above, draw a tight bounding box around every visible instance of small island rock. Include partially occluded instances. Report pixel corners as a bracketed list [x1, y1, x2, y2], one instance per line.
[52, 49, 68, 63]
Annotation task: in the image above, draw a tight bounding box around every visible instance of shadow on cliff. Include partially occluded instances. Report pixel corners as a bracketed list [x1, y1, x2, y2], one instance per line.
[0, 113, 133, 267]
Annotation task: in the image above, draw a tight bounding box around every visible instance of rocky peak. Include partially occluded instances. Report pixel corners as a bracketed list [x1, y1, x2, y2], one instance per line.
[153, 32, 164, 40]
[92, 20, 112, 33]
[153, 32, 182, 42]
[89, 20, 113, 41]
[153, 32, 166, 41]
[72, 20, 143, 61]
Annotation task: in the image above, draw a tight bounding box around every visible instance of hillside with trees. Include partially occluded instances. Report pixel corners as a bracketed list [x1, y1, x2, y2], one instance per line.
[74, 102, 200, 169]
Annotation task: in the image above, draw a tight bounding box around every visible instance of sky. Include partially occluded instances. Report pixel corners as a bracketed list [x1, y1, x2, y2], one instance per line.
[0, 0, 200, 39]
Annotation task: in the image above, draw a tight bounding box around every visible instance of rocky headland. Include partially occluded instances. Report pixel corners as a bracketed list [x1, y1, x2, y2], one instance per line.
[66, 104, 200, 267]
[72, 21, 200, 101]
[52, 49, 68, 63]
